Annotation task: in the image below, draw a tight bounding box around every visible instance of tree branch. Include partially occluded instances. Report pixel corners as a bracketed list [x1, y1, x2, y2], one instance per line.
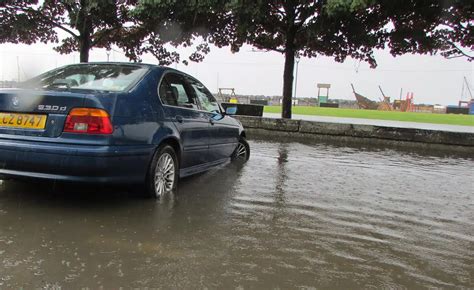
[445, 40, 474, 60]
[271, 47, 285, 53]
[50, 21, 80, 38]
[12, 5, 79, 38]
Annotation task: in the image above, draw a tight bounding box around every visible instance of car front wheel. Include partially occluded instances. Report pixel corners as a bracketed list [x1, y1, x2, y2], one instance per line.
[147, 145, 178, 199]
[231, 137, 250, 162]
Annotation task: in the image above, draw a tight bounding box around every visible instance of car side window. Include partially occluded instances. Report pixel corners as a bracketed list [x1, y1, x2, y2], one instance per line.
[189, 79, 220, 113]
[159, 73, 198, 109]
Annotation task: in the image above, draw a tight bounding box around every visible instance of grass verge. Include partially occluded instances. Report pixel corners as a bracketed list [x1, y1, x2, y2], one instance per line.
[263, 106, 474, 127]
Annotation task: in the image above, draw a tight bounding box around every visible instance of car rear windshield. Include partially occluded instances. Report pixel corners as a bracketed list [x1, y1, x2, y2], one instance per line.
[21, 64, 149, 92]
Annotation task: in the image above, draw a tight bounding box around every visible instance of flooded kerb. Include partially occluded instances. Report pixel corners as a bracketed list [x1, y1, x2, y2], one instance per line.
[235, 116, 474, 149]
[245, 127, 474, 155]
[0, 137, 473, 288]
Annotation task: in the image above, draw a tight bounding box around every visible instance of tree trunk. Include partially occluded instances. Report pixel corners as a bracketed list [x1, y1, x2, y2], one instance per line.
[281, 1, 297, 119]
[79, 36, 90, 62]
[282, 45, 295, 119]
[77, 0, 91, 63]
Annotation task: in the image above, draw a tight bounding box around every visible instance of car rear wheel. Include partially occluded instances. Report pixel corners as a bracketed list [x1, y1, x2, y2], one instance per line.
[231, 137, 250, 162]
[147, 145, 178, 199]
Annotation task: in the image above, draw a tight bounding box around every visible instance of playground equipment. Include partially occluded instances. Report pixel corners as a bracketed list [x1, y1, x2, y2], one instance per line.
[317, 83, 331, 106]
[351, 84, 379, 110]
[377, 85, 392, 111]
[217, 88, 237, 103]
[352, 84, 415, 112]
[460, 76, 473, 101]
[459, 76, 473, 114]
[406, 93, 414, 112]
[393, 93, 414, 112]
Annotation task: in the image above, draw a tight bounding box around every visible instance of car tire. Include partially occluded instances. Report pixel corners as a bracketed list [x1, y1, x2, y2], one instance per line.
[146, 144, 179, 199]
[231, 137, 250, 162]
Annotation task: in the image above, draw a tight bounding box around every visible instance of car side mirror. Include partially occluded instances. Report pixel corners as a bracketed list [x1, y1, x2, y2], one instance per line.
[225, 106, 237, 115]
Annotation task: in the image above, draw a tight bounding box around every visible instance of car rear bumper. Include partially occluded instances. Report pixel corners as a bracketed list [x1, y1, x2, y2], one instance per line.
[0, 138, 155, 183]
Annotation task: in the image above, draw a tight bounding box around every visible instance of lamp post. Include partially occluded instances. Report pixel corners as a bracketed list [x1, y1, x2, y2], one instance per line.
[293, 56, 300, 100]
[16, 56, 20, 82]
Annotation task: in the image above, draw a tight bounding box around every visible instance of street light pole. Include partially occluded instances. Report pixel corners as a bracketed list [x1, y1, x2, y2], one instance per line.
[16, 56, 20, 82]
[293, 56, 300, 100]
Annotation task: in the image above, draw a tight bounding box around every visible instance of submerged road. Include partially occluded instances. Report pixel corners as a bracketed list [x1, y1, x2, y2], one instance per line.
[263, 112, 474, 133]
[0, 137, 473, 288]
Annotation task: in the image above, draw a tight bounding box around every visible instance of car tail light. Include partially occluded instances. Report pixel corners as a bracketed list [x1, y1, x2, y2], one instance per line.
[64, 108, 113, 134]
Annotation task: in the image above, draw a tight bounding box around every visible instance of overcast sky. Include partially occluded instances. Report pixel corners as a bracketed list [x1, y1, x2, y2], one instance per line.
[1, 42, 472, 106]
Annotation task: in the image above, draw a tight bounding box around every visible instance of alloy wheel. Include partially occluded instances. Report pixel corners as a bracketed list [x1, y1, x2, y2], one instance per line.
[154, 152, 175, 197]
[235, 142, 248, 160]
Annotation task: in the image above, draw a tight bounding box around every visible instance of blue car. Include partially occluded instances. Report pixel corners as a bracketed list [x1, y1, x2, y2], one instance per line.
[0, 63, 250, 198]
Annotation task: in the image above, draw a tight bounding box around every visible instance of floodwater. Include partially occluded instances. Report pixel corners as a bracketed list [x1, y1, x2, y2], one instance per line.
[263, 112, 474, 133]
[0, 138, 473, 288]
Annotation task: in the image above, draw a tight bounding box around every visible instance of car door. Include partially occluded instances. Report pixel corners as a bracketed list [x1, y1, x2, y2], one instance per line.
[185, 77, 240, 162]
[158, 72, 210, 169]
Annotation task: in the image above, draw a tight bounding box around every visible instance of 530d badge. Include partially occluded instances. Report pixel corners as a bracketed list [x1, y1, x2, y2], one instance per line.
[38, 105, 67, 112]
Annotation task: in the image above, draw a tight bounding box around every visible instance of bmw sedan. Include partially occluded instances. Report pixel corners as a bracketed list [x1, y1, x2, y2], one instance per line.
[0, 63, 250, 198]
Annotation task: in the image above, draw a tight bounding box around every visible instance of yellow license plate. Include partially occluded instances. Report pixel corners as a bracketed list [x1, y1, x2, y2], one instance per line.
[0, 112, 47, 129]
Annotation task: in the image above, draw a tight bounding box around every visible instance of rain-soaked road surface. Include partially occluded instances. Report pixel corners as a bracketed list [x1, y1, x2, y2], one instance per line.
[0, 137, 473, 288]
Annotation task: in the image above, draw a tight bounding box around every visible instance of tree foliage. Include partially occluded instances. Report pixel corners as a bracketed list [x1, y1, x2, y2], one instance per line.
[329, 0, 473, 60]
[127, 0, 232, 64]
[1, 0, 141, 62]
[0, 0, 213, 64]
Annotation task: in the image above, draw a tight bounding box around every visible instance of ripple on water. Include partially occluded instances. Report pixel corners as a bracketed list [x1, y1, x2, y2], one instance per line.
[227, 140, 474, 287]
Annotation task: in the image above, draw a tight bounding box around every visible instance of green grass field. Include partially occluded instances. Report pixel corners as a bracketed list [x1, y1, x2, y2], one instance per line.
[263, 106, 474, 127]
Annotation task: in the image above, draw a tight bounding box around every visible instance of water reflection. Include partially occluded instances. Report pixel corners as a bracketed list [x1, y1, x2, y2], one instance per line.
[275, 143, 288, 206]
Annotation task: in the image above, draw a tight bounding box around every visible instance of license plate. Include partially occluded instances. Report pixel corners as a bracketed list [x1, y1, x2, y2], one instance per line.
[0, 112, 47, 129]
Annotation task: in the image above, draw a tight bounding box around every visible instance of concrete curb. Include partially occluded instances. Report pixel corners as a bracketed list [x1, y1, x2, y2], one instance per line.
[235, 116, 474, 147]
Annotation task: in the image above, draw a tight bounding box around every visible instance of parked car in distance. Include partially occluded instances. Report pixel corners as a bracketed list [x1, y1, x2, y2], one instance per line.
[0, 63, 250, 198]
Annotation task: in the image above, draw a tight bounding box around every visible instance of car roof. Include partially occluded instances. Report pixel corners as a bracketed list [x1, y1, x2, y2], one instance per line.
[62, 62, 169, 72]
[63, 62, 197, 80]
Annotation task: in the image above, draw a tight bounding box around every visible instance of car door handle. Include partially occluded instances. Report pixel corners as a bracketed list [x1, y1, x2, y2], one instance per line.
[209, 118, 215, 125]
[175, 115, 184, 123]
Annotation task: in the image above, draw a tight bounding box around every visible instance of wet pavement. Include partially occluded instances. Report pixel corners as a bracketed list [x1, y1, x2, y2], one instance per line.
[264, 112, 474, 133]
[0, 137, 473, 288]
